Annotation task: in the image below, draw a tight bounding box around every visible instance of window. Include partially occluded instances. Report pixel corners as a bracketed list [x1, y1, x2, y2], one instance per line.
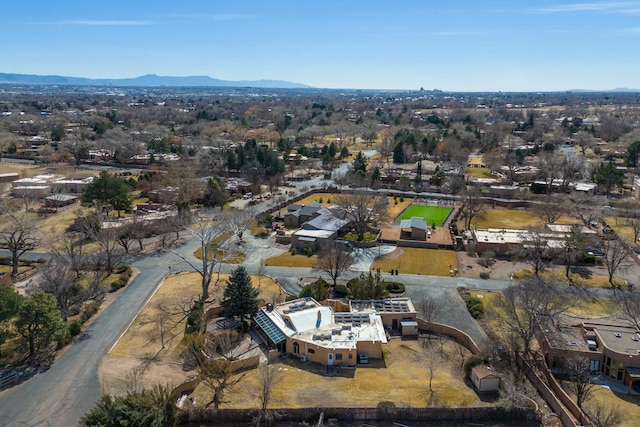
[308, 348, 315, 354]
[336, 354, 342, 361]
[293, 342, 299, 354]
[348, 353, 353, 360]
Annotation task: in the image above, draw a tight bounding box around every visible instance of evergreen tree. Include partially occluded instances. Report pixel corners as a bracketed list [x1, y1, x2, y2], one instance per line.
[15, 292, 66, 358]
[0, 283, 23, 356]
[81, 385, 176, 427]
[82, 171, 132, 217]
[222, 266, 259, 323]
[593, 160, 624, 196]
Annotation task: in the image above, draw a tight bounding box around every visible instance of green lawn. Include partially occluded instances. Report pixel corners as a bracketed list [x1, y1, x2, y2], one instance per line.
[397, 205, 453, 227]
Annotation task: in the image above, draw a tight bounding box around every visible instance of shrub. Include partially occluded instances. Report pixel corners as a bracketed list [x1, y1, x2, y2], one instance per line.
[384, 281, 405, 293]
[81, 302, 101, 323]
[291, 247, 297, 256]
[479, 271, 490, 280]
[57, 326, 71, 349]
[110, 278, 127, 291]
[466, 296, 484, 318]
[326, 197, 331, 203]
[69, 320, 82, 337]
[305, 247, 313, 257]
[187, 301, 204, 330]
[318, 197, 323, 203]
[463, 354, 484, 377]
[400, 196, 404, 202]
[377, 401, 396, 409]
[113, 264, 130, 274]
[334, 284, 349, 298]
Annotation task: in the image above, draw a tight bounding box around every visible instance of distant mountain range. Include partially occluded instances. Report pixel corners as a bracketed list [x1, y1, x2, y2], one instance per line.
[0, 73, 311, 89]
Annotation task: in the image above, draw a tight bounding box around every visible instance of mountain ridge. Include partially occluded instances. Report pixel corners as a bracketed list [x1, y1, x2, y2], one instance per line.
[0, 72, 310, 89]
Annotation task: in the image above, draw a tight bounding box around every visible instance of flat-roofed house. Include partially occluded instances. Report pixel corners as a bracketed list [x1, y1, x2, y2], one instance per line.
[253, 297, 416, 368]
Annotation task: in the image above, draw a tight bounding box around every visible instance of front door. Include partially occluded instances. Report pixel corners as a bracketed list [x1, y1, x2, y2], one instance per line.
[328, 353, 334, 366]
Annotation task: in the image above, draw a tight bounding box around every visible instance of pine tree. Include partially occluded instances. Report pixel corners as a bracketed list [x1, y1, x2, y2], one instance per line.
[222, 266, 259, 323]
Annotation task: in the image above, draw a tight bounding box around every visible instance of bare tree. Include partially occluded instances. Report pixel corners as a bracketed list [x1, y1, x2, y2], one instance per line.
[312, 244, 354, 289]
[459, 188, 486, 230]
[569, 193, 607, 227]
[187, 330, 246, 409]
[378, 137, 395, 164]
[35, 256, 83, 321]
[614, 289, 640, 328]
[223, 207, 255, 244]
[532, 194, 567, 224]
[250, 363, 285, 426]
[172, 214, 223, 301]
[82, 218, 123, 274]
[418, 296, 440, 324]
[51, 232, 88, 279]
[565, 355, 596, 409]
[0, 204, 41, 277]
[563, 224, 590, 282]
[492, 278, 571, 357]
[334, 191, 388, 241]
[601, 238, 630, 286]
[585, 401, 623, 427]
[516, 226, 550, 277]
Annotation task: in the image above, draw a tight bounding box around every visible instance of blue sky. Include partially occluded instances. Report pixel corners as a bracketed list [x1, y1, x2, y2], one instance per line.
[2, 1, 640, 91]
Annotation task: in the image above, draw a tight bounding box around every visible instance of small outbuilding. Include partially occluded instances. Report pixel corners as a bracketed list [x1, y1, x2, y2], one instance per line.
[470, 365, 500, 392]
[400, 217, 427, 241]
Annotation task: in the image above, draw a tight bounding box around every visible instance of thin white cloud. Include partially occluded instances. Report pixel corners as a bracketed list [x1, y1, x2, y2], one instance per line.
[35, 20, 154, 26]
[167, 13, 251, 22]
[537, 2, 637, 13]
[623, 27, 640, 32]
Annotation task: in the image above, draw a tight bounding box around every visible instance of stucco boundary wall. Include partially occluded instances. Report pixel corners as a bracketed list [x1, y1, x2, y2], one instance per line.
[516, 353, 588, 427]
[180, 406, 539, 425]
[269, 187, 531, 219]
[416, 319, 482, 354]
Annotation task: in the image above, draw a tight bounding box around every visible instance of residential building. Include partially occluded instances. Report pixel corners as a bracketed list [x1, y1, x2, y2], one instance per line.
[252, 297, 416, 367]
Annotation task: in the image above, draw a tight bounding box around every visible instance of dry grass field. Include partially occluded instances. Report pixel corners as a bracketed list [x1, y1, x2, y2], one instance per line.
[265, 252, 318, 268]
[606, 215, 638, 244]
[294, 193, 338, 208]
[511, 269, 626, 289]
[372, 248, 456, 276]
[583, 386, 640, 427]
[470, 207, 578, 229]
[102, 271, 284, 395]
[192, 338, 480, 409]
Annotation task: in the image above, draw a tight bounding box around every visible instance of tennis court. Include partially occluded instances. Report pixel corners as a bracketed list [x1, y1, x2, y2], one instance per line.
[396, 204, 453, 227]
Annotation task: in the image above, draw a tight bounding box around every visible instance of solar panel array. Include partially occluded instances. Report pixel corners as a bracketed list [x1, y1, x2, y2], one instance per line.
[253, 310, 286, 344]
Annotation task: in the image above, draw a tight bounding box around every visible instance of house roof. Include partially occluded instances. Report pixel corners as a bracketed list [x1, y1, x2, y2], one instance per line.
[302, 209, 348, 232]
[298, 201, 322, 217]
[293, 229, 335, 239]
[254, 297, 388, 351]
[472, 365, 500, 379]
[45, 194, 77, 202]
[400, 217, 427, 231]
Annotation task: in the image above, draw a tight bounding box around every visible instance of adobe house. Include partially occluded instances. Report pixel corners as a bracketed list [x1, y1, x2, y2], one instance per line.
[539, 321, 640, 393]
[252, 297, 417, 368]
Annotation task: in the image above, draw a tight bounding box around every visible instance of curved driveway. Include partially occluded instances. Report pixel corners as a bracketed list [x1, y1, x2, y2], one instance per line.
[0, 241, 198, 427]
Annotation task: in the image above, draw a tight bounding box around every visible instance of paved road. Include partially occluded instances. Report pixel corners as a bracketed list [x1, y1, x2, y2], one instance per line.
[0, 243, 196, 427]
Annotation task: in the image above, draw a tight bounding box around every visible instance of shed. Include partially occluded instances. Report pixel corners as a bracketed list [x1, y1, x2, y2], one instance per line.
[470, 365, 500, 392]
[400, 319, 418, 337]
[400, 217, 427, 241]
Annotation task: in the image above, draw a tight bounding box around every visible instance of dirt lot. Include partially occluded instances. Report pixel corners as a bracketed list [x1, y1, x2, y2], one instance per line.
[192, 338, 484, 409]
